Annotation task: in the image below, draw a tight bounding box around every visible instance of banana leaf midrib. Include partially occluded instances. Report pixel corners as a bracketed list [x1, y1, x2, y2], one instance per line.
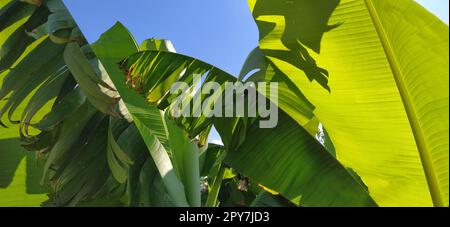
[364, 0, 444, 207]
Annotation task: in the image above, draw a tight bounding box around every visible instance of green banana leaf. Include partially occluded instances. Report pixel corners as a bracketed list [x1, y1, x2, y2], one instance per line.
[0, 0, 36, 34]
[1, 0, 446, 207]
[1, 1, 150, 206]
[250, 191, 296, 207]
[225, 111, 377, 206]
[0, 137, 48, 206]
[249, 0, 448, 206]
[1, 0, 199, 206]
[90, 22, 190, 207]
[0, 0, 52, 206]
[120, 43, 377, 207]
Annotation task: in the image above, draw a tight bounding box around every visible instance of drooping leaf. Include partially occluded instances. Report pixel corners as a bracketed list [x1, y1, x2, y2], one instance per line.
[0, 4, 50, 72]
[0, 50, 66, 126]
[225, 111, 377, 207]
[0, 0, 36, 33]
[121, 50, 243, 138]
[32, 87, 86, 131]
[44, 0, 76, 44]
[0, 37, 64, 103]
[90, 22, 189, 207]
[41, 101, 97, 183]
[46, 114, 111, 206]
[165, 113, 201, 207]
[120, 38, 377, 207]
[106, 117, 133, 184]
[63, 42, 121, 117]
[19, 68, 69, 136]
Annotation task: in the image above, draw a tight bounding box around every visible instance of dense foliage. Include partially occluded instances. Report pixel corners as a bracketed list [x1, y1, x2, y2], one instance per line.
[0, 0, 448, 207]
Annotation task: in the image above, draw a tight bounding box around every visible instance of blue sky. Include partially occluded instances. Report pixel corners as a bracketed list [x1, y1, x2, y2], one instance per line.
[64, 0, 259, 77]
[64, 0, 449, 76]
[64, 0, 449, 144]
